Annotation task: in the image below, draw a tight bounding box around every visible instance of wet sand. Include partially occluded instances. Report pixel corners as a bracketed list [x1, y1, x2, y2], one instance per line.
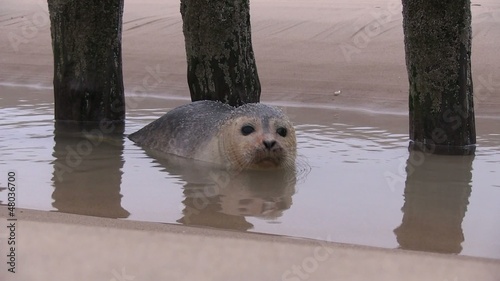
[1, 207, 499, 281]
[1, 0, 499, 117]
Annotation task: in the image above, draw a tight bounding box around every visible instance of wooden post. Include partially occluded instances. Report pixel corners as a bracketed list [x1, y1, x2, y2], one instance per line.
[402, 0, 476, 155]
[48, 0, 125, 123]
[180, 0, 261, 106]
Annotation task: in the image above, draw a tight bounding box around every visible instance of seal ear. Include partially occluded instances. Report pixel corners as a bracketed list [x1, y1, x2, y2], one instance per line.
[241, 125, 255, 136]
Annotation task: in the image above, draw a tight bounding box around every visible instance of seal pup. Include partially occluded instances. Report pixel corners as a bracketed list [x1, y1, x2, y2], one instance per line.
[128, 100, 296, 170]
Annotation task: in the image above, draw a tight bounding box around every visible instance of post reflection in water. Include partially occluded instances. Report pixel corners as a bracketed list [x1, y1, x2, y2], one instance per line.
[51, 121, 130, 218]
[394, 151, 473, 254]
[145, 150, 297, 231]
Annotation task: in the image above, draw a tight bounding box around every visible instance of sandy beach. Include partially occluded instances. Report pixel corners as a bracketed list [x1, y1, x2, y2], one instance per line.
[1, 207, 499, 280]
[1, 0, 499, 116]
[1, 0, 500, 279]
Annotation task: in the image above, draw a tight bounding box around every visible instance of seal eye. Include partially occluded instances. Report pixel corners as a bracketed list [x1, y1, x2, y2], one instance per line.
[241, 125, 255, 136]
[276, 127, 287, 137]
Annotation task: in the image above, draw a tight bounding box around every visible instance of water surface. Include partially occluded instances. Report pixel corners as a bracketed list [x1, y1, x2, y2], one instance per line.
[1, 86, 499, 259]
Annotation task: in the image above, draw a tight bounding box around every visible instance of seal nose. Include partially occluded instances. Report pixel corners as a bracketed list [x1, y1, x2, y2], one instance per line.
[263, 140, 276, 150]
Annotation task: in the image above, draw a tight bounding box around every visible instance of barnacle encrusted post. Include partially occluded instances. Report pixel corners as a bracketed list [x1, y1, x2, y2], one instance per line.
[180, 0, 261, 107]
[48, 0, 125, 124]
[402, 0, 476, 155]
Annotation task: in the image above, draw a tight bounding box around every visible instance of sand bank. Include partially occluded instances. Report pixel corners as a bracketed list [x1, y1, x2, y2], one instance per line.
[1, 0, 498, 117]
[1, 207, 499, 281]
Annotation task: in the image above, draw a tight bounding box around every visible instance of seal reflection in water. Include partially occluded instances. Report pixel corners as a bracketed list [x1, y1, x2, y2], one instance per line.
[129, 100, 297, 170]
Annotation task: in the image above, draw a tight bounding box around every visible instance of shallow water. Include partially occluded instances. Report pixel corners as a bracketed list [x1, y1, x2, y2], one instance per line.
[1, 86, 499, 259]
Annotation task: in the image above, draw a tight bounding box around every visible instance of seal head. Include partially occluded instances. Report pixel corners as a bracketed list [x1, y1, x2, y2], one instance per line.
[215, 103, 296, 169]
